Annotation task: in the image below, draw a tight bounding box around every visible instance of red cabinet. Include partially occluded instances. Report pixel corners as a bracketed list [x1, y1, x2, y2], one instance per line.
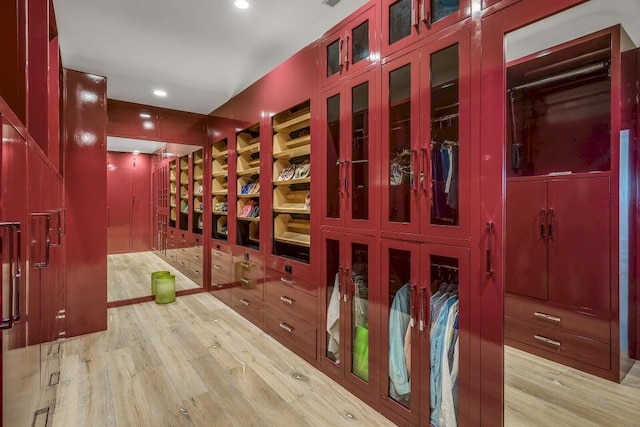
[380, 238, 469, 426]
[381, 0, 470, 58]
[321, 69, 379, 230]
[320, 231, 378, 398]
[381, 25, 471, 239]
[321, 4, 378, 88]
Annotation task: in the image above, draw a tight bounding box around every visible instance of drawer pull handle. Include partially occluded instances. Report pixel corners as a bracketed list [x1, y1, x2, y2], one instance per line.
[280, 296, 295, 305]
[240, 299, 251, 306]
[214, 265, 223, 271]
[240, 278, 252, 285]
[240, 262, 251, 269]
[534, 312, 561, 323]
[214, 251, 221, 257]
[280, 277, 295, 286]
[534, 335, 561, 347]
[279, 322, 294, 333]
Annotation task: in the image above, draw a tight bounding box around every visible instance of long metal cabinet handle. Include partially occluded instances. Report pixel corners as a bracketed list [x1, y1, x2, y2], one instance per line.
[534, 312, 561, 323]
[409, 284, 417, 328]
[32, 213, 51, 268]
[279, 322, 294, 333]
[485, 222, 494, 278]
[539, 209, 547, 239]
[344, 35, 350, 68]
[338, 38, 344, 68]
[548, 208, 554, 239]
[280, 295, 295, 305]
[343, 160, 350, 194]
[420, 148, 428, 192]
[411, 149, 419, 191]
[422, 0, 432, 28]
[534, 335, 561, 347]
[49, 209, 63, 248]
[419, 287, 426, 332]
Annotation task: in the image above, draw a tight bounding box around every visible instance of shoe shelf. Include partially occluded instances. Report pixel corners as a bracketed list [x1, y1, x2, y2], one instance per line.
[211, 138, 229, 241]
[178, 155, 189, 231]
[237, 123, 261, 249]
[272, 100, 311, 262]
[192, 149, 204, 235]
[169, 161, 177, 227]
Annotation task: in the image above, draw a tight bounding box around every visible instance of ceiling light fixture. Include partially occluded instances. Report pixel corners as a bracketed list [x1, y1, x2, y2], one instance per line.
[133, 150, 141, 155]
[153, 89, 167, 97]
[139, 113, 151, 119]
[235, 0, 249, 9]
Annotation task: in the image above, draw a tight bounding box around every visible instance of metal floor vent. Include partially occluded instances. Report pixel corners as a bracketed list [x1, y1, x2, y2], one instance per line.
[322, 0, 342, 7]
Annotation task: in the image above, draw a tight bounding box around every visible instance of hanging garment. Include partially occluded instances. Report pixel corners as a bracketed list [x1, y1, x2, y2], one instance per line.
[404, 318, 411, 377]
[327, 273, 341, 360]
[447, 144, 459, 210]
[439, 302, 460, 427]
[353, 272, 369, 328]
[353, 325, 369, 381]
[389, 283, 412, 401]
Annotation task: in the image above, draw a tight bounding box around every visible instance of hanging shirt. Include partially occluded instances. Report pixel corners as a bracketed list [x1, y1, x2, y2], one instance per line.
[389, 283, 412, 401]
[326, 273, 341, 359]
[431, 295, 459, 427]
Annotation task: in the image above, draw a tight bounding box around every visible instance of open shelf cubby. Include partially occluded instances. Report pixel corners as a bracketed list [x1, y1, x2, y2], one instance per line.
[211, 138, 229, 241]
[272, 100, 311, 263]
[169, 160, 177, 228]
[237, 124, 260, 249]
[192, 149, 204, 235]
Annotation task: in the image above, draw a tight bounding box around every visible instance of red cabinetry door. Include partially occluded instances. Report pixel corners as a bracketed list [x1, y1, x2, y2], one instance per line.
[321, 5, 377, 88]
[320, 231, 345, 373]
[505, 179, 548, 300]
[320, 86, 346, 227]
[380, 238, 421, 425]
[548, 177, 611, 313]
[381, 49, 421, 235]
[107, 166, 132, 254]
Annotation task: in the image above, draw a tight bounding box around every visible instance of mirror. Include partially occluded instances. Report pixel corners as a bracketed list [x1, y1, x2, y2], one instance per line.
[502, 4, 640, 425]
[106, 136, 204, 303]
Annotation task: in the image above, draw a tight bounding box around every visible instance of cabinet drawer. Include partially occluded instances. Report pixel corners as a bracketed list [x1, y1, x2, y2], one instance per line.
[505, 317, 610, 370]
[505, 293, 610, 343]
[211, 259, 232, 280]
[264, 305, 316, 358]
[166, 249, 178, 262]
[235, 260, 264, 300]
[265, 268, 316, 296]
[211, 248, 232, 266]
[265, 279, 316, 326]
[188, 262, 203, 284]
[230, 288, 264, 326]
[211, 272, 234, 290]
[176, 255, 190, 273]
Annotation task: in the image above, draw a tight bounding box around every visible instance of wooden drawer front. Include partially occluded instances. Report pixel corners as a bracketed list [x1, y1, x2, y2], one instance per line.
[188, 262, 203, 285]
[505, 317, 610, 370]
[211, 248, 232, 266]
[176, 254, 190, 273]
[211, 258, 232, 280]
[166, 249, 178, 262]
[265, 279, 316, 326]
[505, 293, 610, 343]
[235, 260, 264, 300]
[265, 268, 316, 296]
[185, 247, 203, 264]
[211, 265, 233, 285]
[230, 288, 264, 326]
[264, 305, 316, 358]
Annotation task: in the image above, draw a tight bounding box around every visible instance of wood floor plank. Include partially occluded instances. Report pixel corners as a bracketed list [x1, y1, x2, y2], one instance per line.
[77, 368, 117, 427]
[133, 367, 195, 427]
[162, 360, 209, 401]
[51, 354, 79, 427]
[181, 391, 245, 427]
[108, 347, 154, 427]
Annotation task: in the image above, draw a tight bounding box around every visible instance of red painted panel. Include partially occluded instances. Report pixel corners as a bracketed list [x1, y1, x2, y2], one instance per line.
[505, 179, 548, 300]
[548, 177, 611, 313]
[107, 167, 132, 254]
[107, 101, 159, 140]
[132, 154, 152, 252]
[158, 113, 205, 145]
[48, 36, 60, 171]
[27, 0, 49, 154]
[0, 0, 26, 123]
[63, 69, 108, 338]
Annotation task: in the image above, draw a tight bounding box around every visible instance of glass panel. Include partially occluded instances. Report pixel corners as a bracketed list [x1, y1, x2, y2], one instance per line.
[351, 242, 369, 381]
[351, 82, 369, 221]
[327, 39, 341, 77]
[430, 45, 459, 226]
[388, 248, 412, 407]
[326, 94, 341, 219]
[326, 238, 341, 364]
[388, 64, 412, 224]
[431, 0, 459, 23]
[429, 255, 459, 426]
[352, 20, 370, 65]
[389, 0, 412, 45]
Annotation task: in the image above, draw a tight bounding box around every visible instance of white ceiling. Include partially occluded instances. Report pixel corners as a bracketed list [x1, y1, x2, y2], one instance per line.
[107, 136, 202, 156]
[53, 0, 368, 114]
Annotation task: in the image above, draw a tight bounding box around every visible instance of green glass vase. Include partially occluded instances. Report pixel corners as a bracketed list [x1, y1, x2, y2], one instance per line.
[151, 271, 171, 295]
[155, 274, 176, 304]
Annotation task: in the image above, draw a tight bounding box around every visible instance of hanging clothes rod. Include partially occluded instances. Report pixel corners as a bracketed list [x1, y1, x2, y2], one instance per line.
[509, 61, 609, 92]
[432, 263, 459, 271]
[432, 112, 459, 123]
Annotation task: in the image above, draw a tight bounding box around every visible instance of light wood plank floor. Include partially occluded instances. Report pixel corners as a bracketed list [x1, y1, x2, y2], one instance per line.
[51, 291, 640, 426]
[505, 346, 640, 427]
[51, 294, 396, 427]
[107, 251, 200, 302]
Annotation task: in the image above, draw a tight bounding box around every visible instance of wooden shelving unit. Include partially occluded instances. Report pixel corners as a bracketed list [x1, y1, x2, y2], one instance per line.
[192, 148, 204, 235]
[169, 161, 177, 228]
[212, 138, 229, 241]
[178, 155, 189, 231]
[237, 123, 261, 250]
[272, 100, 311, 263]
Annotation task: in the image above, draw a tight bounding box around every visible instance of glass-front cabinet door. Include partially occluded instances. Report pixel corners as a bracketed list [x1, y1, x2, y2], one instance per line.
[345, 70, 378, 230]
[381, 50, 421, 235]
[321, 231, 377, 396]
[382, 0, 470, 58]
[381, 239, 469, 426]
[321, 5, 377, 88]
[419, 26, 471, 238]
[321, 87, 345, 227]
[381, 239, 421, 425]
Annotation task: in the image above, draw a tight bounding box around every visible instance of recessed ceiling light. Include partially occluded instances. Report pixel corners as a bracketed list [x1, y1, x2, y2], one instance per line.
[153, 89, 167, 97]
[133, 150, 141, 155]
[139, 113, 151, 119]
[235, 0, 249, 9]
